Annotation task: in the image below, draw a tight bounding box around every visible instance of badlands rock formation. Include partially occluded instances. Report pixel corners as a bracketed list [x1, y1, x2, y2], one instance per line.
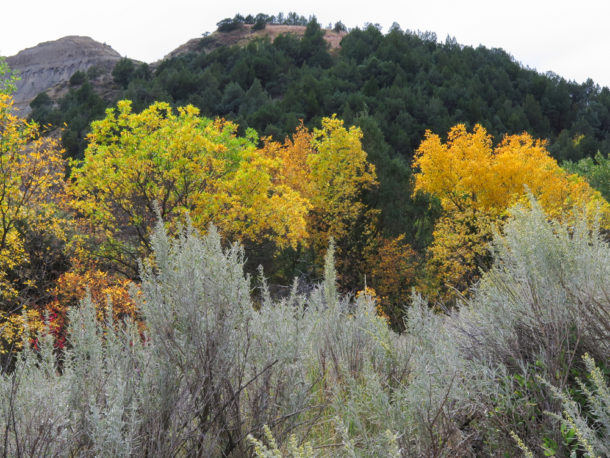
[6, 36, 121, 114]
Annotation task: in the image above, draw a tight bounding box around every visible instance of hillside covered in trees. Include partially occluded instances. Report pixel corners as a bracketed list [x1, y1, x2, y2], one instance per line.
[28, 16, 610, 250]
[31, 15, 610, 164]
[1, 13, 609, 457]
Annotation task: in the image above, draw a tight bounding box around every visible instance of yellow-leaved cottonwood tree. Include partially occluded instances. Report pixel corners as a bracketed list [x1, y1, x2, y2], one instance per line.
[70, 100, 311, 277]
[0, 92, 69, 351]
[0, 93, 67, 302]
[260, 117, 378, 250]
[259, 116, 378, 288]
[413, 123, 610, 302]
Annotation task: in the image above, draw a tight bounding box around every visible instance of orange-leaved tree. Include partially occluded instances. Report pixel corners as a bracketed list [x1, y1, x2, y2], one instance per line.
[413, 124, 610, 302]
[43, 261, 140, 349]
[70, 100, 310, 277]
[361, 233, 419, 328]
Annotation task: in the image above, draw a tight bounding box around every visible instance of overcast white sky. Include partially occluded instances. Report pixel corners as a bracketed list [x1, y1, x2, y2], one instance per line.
[2, 0, 610, 87]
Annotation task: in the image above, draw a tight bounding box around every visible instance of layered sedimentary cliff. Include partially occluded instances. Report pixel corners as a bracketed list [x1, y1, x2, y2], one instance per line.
[6, 36, 121, 114]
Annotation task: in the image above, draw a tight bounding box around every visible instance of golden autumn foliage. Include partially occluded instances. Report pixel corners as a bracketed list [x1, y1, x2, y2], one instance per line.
[413, 124, 610, 302]
[1, 98, 378, 346]
[0, 93, 68, 303]
[0, 93, 72, 353]
[307, 116, 378, 249]
[419, 207, 495, 303]
[0, 307, 45, 354]
[413, 124, 610, 221]
[47, 264, 137, 320]
[365, 234, 418, 327]
[260, 117, 378, 248]
[70, 100, 310, 276]
[68, 100, 379, 294]
[259, 122, 316, 200]
[43, 261, 140, 346]
[1, 263, 139, 353]
[259, 116, 378, 287]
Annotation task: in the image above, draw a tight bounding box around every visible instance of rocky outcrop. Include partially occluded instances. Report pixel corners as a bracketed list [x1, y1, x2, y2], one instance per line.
[6, 36, 121, 115]
[5, 28, 346, 116]
[162, 24, 347, 61]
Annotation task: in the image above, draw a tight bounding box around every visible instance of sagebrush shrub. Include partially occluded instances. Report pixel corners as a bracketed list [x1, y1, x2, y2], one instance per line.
[0, 200, 607, 457]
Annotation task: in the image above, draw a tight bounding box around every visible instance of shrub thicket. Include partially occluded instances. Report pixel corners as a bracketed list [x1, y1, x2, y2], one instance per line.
[1, 200, 608, 456]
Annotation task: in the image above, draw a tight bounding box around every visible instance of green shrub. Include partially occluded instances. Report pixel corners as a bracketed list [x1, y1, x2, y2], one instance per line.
[539, 353, 610, 457]
[69, 70, 86, 86]
[112, 58, 135, 88]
